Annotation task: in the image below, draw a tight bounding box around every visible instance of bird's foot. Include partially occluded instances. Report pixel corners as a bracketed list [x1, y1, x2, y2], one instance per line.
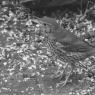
[57, 80, 67, 88]
[56, 70, 72, 88]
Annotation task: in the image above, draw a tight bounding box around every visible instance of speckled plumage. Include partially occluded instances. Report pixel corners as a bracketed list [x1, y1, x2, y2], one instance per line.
[39, 16, 95, 57]
[38, 16, 95, 86]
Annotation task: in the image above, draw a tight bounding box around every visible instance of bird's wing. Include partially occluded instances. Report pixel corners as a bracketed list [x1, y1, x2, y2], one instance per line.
[61, 44, 91, 52]
[56, 37, 93, 52]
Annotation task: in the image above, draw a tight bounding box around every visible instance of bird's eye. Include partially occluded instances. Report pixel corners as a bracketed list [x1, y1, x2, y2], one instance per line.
[44, 23, 47, 26]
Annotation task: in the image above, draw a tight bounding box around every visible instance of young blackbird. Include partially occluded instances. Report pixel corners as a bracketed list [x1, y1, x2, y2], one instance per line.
[37, 16, 95, 86]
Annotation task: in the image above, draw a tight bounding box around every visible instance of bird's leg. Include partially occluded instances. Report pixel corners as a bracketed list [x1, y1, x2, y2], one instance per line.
[60, 68, 72, 87]
[56, 63, 72, 87]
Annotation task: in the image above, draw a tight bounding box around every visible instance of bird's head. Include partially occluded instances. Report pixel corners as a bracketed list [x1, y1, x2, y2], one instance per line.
[36, 16, 68, 41]
[36, 16, 60, 30]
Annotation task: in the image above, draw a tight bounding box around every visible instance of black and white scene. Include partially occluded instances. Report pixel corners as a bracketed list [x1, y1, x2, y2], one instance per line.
[0, 0, 95, 95]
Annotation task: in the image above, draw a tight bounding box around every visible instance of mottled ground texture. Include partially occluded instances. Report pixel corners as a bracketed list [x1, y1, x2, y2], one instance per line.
[0, 1, 95, 95]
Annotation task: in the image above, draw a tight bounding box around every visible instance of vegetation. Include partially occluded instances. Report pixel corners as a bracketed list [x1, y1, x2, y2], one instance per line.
[0, 0, 95, 95]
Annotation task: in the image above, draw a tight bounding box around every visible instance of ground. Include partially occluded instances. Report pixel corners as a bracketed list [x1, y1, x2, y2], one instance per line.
[0, 1, 95, 95]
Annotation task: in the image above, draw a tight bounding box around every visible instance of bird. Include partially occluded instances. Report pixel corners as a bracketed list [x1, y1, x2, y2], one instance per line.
[36, 16, 95, 87]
